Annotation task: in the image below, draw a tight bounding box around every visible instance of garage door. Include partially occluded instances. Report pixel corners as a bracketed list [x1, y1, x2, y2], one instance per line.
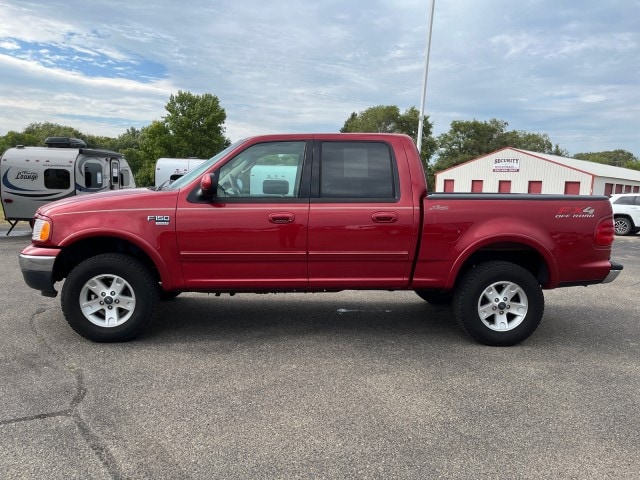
[564, 182, 580, 194]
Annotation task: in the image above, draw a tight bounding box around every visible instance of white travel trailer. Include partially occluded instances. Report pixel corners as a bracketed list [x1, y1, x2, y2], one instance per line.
[155, 157, 206, 187]
[1, 137, 135, 233]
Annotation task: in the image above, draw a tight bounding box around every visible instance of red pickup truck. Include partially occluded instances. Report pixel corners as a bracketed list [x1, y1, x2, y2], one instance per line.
[19, 133, 622, 345]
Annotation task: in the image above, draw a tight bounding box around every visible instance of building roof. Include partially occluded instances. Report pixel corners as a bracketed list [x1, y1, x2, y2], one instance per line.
[438, 147, 640, 182]
[512, 148, 640, 182]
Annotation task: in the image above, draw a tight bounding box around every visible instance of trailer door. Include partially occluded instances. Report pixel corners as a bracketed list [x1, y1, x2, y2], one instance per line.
[110, 159, 121, 189]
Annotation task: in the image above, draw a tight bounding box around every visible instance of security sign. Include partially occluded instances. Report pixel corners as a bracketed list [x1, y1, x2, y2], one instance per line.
[493, 158, 520, 172]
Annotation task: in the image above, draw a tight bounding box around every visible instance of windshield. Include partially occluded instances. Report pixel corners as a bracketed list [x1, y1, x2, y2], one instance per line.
[162, 139, 247, 190]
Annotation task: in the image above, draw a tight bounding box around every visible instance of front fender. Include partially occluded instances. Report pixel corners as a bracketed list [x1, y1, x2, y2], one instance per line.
[57, 228, 179, 291]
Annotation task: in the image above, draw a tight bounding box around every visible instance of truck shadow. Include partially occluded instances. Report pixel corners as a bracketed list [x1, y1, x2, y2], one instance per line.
[143, 293, 467, 346]
[139, 290, 640, 351]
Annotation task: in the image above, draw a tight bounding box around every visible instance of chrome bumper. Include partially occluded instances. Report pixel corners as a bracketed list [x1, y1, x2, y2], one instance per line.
[19, 253, 58, 297]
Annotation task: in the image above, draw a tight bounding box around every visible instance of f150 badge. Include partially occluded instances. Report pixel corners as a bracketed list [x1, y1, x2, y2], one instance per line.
[147, 215, 170, 226]
[555, 206, 595, 219]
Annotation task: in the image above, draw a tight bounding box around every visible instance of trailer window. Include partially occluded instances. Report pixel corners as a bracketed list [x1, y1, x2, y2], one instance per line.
[44, 169, 71, 190]
[84, 163, 104, 188]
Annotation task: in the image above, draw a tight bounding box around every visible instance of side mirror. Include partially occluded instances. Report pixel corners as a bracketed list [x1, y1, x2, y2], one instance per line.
[200, 171, 219, 200]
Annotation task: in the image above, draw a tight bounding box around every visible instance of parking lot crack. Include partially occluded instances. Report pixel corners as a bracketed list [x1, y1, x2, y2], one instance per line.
[18, 307, 126, 479]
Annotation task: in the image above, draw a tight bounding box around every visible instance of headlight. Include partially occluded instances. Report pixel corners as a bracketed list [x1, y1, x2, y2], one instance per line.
[32, 218, 52, 242]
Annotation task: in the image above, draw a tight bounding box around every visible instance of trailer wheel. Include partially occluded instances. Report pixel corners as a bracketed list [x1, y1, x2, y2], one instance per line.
[61, 254, 159, 342]
[453, 261, 544, 346]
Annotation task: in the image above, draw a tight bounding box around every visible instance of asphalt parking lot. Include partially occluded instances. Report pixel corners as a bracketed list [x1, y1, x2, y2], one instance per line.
[1, 224, 639, 479]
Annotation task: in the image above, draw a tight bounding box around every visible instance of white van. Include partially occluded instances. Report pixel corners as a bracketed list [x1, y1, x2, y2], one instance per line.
[1, 137, 135, 233]
[155, 158, 207, 187]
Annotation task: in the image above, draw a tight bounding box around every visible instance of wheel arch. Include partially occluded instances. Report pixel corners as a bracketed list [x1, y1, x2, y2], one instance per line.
[613, 212, 634, 221]
[448, 239, 556, 290]
[613, 213, 635, 225]
[52, 235, 173, 290]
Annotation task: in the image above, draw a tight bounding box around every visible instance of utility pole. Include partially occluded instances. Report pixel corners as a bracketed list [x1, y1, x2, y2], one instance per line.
[417, 0, 436, 156]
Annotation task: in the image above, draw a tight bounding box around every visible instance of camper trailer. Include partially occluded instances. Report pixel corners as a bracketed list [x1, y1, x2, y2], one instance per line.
[1, 137, 135, 232]
[155, 157, 207, 187]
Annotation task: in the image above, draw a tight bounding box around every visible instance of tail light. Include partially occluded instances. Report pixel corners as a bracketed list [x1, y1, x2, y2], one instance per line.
[595, 217, 615, 247]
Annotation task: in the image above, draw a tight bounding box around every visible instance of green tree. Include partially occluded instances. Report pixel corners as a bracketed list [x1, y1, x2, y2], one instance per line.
[433, 118, 568, 172]
[0, 130, 30, 153]
[124, 91, 231, 186]
[0, 122, 87, 152]
[341, 105, 436, 159]
[163, 91, 230, 158]
[0, 91, 231, 186]
[129, 121, 172, 185]
[341, 105, 402, 134]
[340, 105, 437, 187]
[23, 122, 85, 144]
[574, 150, 640, 170]
[434, 118, 509, 171]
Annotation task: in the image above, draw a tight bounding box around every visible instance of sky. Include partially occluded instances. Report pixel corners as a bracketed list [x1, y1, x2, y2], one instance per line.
[0, 0, 639, 157]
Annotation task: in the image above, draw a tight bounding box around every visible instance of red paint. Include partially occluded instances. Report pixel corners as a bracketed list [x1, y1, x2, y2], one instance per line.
[21, 133, 618, 295]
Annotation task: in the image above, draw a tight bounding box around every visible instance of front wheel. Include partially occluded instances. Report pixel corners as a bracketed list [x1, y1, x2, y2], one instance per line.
[453, 261, 544, 346]
[61, 254, 159, 342]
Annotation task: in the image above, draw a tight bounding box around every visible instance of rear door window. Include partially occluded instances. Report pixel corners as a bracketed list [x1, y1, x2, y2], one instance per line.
[317, 141, 397, 200]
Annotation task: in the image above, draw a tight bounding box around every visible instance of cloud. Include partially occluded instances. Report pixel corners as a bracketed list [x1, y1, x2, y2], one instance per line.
[0, 0, 638, 156]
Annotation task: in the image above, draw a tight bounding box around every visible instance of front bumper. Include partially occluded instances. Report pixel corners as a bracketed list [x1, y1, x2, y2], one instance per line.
[19, 250, 59, 297]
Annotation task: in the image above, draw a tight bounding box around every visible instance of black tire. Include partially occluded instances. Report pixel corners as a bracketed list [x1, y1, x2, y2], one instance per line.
[614, 217, 633, 236]
[415, 289, 453, 305]
[453, 261, 544, 346]
[61, 253, 159, 342]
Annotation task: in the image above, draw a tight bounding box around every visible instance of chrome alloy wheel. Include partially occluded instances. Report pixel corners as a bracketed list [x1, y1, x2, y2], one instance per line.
[614, 217, 631, 235]
[79, 274, 136, 328]
[477, 280, 528, 331]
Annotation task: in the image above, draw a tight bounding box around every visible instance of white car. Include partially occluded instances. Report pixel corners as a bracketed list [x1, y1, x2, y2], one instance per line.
[610, 193, 640, 235]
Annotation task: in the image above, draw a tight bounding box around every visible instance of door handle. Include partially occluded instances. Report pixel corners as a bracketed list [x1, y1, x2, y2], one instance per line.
[371, 211, 398, 223]
[268, 212, 295, 224]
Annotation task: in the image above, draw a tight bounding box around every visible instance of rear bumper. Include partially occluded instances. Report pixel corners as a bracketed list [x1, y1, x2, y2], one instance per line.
[19, 249, 59, 297]
[602, 260, 623, 284]
[557, 260, 623, 288]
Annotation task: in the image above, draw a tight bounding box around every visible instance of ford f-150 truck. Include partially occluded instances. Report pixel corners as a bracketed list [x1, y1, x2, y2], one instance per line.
[19, 134, 622, 346]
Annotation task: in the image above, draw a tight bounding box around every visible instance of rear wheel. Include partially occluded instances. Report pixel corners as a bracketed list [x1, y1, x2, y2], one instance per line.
[454, 261, 544, 346]
[614, 217, 633, 236]
[61, 254, 159, 342]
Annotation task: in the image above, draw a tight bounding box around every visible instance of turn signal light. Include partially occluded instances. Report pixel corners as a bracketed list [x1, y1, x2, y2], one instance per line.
[32, 218, 51, 242]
